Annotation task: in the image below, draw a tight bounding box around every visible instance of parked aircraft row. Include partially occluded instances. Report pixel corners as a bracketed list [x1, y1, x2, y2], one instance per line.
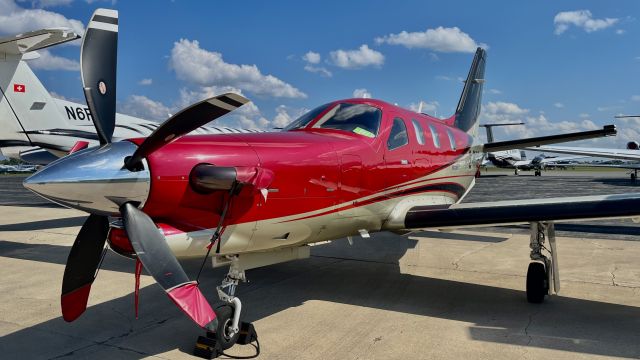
[6, 8, 640, 357]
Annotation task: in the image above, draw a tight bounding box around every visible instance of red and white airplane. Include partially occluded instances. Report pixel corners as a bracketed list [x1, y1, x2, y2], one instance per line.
[23, 9, 640, 356]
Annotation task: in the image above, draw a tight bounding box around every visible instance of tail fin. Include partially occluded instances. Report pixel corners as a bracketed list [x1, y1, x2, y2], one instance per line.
[454, 47, 486, 134]
[0, 28, 80, 155]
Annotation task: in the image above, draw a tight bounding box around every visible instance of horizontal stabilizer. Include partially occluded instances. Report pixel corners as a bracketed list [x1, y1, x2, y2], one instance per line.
[0, 28, 80, 55]
[405, 193, 640, 229]
[484, 125, 616, 152]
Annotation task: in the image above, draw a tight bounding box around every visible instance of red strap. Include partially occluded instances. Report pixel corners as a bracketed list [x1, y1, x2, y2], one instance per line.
[134, 258, 142, 319]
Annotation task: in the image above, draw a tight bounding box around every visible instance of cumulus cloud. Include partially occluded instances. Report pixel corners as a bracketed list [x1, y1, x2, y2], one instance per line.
[375, 26, 486, 53]
[138, 78, 153, 86]
[0, 0, 84, 38]
[302, 50, 332, 77]
[329, 44, 384, 69]
[17, 0, 73, 8]
[170, 39, 306, 99]
[272, 105, 308, 128]
[554, 10, 618, 35]
[554, 102, 564, 108]
[352, 88, 371, 98]
[302, 51, 320, 64]
[409, 101, 439, 114]
[118, 95, 172, 122]
[28, 49, 78, 71]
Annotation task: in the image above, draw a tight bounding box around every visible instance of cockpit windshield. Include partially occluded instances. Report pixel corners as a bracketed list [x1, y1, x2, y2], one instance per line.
[313, 103, 382, 138]
[283, 102, 333, 131]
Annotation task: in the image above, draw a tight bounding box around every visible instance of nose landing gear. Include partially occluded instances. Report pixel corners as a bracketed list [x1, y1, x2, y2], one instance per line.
[527, 221, 559, 303]
[193, 256, 260, 359]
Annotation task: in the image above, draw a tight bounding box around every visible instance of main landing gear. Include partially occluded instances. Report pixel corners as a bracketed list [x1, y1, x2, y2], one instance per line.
[194, 256, 259, 359]
[526, 221, 559, 303]
[534, 169, 542, 177]
[631, 170, 638, 181]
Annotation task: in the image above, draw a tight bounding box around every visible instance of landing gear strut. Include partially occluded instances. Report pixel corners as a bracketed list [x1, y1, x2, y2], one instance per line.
[527, 221, 559, 303]
[514, 168, 519, 176]
[193, 256, 259, 359]
[534, 169, 542, 177]
[631, 170, 637, 181]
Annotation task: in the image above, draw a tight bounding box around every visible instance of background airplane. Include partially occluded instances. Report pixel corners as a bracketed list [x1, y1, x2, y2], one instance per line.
[480, 123, 584, 176]
[22, 9, 637, 357]
[0, 29, 261, 165]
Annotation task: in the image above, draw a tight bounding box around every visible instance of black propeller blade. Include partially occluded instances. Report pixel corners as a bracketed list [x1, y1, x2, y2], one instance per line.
[120, 203, 218, 331]
[125, 93, 249, 170]
[61, 214, 110, 322]
[80, 8, 118, 145]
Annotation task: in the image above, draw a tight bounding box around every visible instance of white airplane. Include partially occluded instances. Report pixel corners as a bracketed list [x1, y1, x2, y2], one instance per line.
[0, 28, 260, 164]
[526, 116, 640, 179]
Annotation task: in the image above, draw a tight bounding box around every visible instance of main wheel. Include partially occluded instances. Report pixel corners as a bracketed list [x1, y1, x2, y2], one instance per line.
[631, 173, 636, 181]
[526, 262, 548, 303]
[214, 304, 240, 350]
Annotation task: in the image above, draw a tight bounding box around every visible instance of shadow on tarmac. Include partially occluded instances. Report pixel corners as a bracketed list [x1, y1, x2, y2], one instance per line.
[0, 234, 638, 359]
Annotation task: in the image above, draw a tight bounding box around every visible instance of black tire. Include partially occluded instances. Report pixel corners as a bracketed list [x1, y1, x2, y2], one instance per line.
[631, 173, 636, 181]
[526, 262, 548, 303]
[214, 304, 240, 350]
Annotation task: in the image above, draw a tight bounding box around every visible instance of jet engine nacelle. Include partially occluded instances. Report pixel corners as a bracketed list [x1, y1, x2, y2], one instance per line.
[627, 141, 639, 150]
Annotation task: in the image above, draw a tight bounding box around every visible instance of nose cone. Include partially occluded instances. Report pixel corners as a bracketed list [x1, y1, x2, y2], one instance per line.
[24, 141, 151, 215]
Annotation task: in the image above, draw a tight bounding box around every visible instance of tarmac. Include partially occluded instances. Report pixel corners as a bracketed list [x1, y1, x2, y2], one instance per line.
[1, 169, 639, 359]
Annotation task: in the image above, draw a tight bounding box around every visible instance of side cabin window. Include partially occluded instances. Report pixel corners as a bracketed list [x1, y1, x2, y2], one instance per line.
[428, 124, 441, 148]
[447, 129, 457, 150]
[387, 118, 408, 150]
[411, 119, 425, 145]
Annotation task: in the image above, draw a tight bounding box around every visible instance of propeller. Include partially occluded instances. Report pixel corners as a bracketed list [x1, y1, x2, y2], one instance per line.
[80, 8, 118, 145]
[124, 93, 249, 170]
[58, 8, 250, 329]
[121, 203, 218, 330]
[61, 214, 109, 321]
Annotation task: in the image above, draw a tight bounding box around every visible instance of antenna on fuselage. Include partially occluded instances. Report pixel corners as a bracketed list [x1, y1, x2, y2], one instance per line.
[479, 122, 525, 143]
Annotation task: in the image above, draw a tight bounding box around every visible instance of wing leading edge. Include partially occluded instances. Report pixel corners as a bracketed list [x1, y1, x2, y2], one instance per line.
[524, 145, 640, 161]
[484, 125, 616, 152]
[404, 193, 640, 230]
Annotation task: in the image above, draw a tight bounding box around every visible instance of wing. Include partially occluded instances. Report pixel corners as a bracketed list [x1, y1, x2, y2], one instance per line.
[524, 145, 640, 161]
[403, 193, 640, 230]
[484, 125, 615, 152]
[538, 155, 589, 164]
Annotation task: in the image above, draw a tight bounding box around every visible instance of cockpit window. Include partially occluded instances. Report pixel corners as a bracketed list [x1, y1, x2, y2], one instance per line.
[313, 103, 382, 138]
[283, 102, 333, 131]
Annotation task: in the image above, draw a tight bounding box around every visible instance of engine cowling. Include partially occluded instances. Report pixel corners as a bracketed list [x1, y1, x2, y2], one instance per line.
[627, 141, 639, 150]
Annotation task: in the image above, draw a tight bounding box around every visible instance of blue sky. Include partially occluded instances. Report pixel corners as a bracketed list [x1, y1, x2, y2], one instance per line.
[1, 0, 639, 147]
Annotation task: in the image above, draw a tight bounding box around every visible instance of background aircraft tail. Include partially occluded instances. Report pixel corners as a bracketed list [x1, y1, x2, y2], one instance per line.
[0, 28, 80, 155]
[453, 47, 486, 136]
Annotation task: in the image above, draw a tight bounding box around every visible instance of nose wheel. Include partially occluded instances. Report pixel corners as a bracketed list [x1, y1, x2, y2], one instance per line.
[526, 222, 559, 303]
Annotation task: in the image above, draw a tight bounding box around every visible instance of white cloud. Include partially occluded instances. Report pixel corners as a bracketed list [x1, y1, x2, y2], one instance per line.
[0, 0, 84, 39]
[482, 101, 529, 121]
[488, 88, 502, 95]
[17, 0, 73, 8]
[329, 44, 384, 69]
[553, 102, 564, 108]
[28, 49, 78, 71]
[138, 78, 153, 86]
[170, 39, 306, 98]
[579, 113, 590, 118]
[272, 105, 308, 128]
[631, 95, 640, 102]
[352, 88, 371, 99]
[436, 75, 451, 81]
[304, 64, 332, 77]
[554, 10, 618, 35]
[375, 26, 486, 53]
[409, 100, 439, 114]
[118, 95, 172, 122]
[302, 51, 321, 64]
[616, 29, 626, 35]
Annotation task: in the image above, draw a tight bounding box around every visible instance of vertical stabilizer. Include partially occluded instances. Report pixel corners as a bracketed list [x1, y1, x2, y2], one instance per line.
[454, 48, 486, 133]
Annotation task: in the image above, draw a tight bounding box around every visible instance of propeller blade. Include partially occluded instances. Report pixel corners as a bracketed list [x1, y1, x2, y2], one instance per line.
[61, 214, 110, 322]
[120, 203, 218, 331]
[81, 8, 118, 144]
[125, 93, 249, 170]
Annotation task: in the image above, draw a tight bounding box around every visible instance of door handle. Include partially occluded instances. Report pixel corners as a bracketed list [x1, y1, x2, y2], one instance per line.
[400, 159, 409, 165]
